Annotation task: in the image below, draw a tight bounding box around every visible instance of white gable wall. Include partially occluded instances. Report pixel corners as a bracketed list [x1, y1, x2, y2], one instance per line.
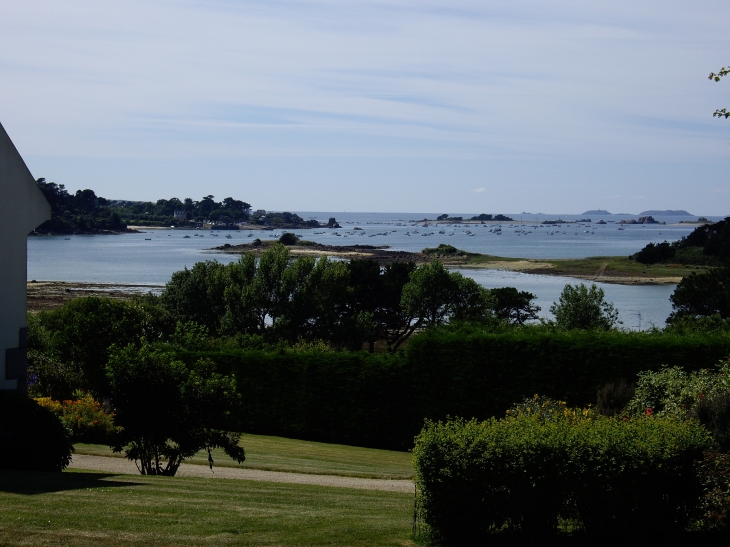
[0, 122, 51, 391]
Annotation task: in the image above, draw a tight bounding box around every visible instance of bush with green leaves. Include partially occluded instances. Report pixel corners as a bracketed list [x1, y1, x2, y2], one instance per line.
[0, 392, 73, 472]
[106, 343, 245, 476]
[413, 408, 713, 541]
[29, 296, 175, 398]
[549, 283, 620, 331]
[626, 361, 730, 420]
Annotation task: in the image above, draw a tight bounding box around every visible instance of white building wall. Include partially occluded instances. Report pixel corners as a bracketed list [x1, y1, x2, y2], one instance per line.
[0, 122, 51, 391]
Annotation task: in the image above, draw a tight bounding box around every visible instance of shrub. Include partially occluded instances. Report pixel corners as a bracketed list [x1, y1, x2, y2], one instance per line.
[626, 361, 730, 420]
[106, 343, 245, 476]
[278, 232, 299, 245]
[36, 394, 116, 444]
[413, 411, 713, 542]
[0, 392, 73, 472]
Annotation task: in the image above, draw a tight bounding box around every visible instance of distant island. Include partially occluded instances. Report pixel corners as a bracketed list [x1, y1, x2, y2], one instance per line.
[638, 210, 692, 216]
[581, 209, 693, 216]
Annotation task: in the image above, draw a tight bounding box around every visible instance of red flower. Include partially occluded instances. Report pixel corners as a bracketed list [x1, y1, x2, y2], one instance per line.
[699, 393, 704, 399]
[646, 407, 653, 416]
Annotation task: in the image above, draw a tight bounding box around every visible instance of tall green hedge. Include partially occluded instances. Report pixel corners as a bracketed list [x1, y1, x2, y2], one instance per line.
[413, 415, 714, 540]
[181, 349, 413, 449]
[406, 329, 730, 430]
[177, 329, 730, 449]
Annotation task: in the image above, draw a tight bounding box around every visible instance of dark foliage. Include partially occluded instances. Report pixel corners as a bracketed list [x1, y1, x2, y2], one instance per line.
[669, 267, 730, 321]
[469, 213, 514, 221]
[0, 392, 73, 472]
[693, 391, 730, 452]
[633, 241, 676, 264]
[633, 217, 730, 265]
[34, 180, 253, 231]
[161, 252, 492, 352]
[596, 380, 636, 416]
[491, 287, 541, 325]
[278, 232, 299, 245]
[107, 344, 245, 476]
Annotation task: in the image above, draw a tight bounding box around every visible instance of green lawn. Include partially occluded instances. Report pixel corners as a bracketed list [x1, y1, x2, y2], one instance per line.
[74, 433, 415, 480]
[0, 469, 415, 547]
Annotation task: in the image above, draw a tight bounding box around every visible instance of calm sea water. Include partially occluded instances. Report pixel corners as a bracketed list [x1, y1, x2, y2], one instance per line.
[28, 212, 723, 328]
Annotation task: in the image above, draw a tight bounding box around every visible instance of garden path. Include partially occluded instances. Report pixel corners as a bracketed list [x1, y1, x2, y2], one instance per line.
[68, 454, 415, 493]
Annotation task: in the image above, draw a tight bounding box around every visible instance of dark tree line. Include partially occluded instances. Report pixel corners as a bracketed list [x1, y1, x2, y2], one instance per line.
[33, 178, 254, 233]
[633, 217, 730, 266]
[160, 244, 498, 352]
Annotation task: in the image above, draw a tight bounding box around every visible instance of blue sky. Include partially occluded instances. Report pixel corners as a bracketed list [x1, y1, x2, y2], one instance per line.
[1, 0, 728, 214]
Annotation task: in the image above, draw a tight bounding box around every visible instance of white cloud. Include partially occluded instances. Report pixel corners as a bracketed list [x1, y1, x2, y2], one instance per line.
[474, 187, 486, 193]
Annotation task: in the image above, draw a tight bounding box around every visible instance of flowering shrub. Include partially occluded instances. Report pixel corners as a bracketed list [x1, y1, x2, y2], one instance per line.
[35, 393, 116, 444]
[626, 361, 730, 420]
[413, 404, 714, 541]
[507, 394, 593, 421]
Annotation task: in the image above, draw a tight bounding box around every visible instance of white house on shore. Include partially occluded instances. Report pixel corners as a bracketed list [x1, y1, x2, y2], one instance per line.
[0, 122, 51, 393]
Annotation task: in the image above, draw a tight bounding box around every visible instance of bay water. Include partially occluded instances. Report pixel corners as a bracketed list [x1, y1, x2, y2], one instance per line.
[28, 212, 720, 329]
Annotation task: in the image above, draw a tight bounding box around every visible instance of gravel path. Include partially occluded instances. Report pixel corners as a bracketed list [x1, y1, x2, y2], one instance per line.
[69, 454, 415, 493]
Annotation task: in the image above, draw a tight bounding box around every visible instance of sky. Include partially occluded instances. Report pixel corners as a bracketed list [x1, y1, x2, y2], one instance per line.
[1, 0, 729, 215]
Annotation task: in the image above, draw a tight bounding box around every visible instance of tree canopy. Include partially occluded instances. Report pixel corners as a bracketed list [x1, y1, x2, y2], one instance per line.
[549, 283, 620, 331]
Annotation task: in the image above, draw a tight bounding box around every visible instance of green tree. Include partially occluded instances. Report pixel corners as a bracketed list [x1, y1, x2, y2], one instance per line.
[668, 267, 730, 322]
[106, 344, 245, 476]
[549, 283, 620, 331]
[161, 260, 230, 333]
[396, 262, 495, 350]
[491, 287, 541, 325]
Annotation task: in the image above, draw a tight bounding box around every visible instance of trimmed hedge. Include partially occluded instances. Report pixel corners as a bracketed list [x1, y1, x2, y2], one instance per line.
[413, 415, 714, 540]
[406, 329, 730, 430]
[176, 329, 730, 450]
[183, 349, 412, 449]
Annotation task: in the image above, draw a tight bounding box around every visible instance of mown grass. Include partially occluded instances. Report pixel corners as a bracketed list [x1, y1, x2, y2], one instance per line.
[0, 468, 414, 547]
[74, 432, 415, 479]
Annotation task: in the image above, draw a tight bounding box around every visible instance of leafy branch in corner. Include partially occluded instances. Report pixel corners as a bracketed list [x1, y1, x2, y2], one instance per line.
[709, 66, 729, 119]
